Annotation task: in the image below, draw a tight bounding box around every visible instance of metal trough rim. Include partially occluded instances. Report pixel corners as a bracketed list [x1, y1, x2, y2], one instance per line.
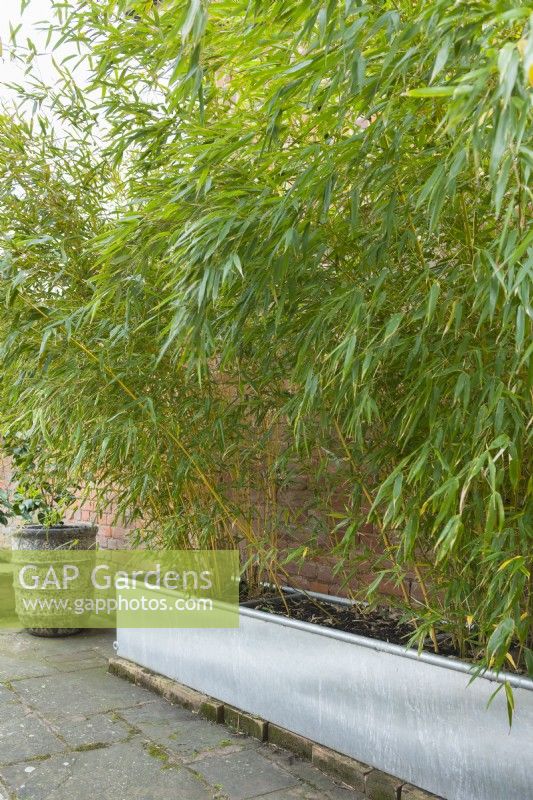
[126, 579, 533, 693]
[242, 586, 533, 693]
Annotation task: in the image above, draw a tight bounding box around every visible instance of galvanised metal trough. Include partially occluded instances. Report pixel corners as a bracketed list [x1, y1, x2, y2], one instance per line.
[116, 588, 533, 800]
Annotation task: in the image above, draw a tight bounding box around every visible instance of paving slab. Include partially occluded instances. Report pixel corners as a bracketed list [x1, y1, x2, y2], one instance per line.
[0, 740, 214, 800]
[0, 630, 364, 800]
[269, 757, 364, 799]
[118, 702, 256, 759]
[0, 654, 58, 682]
[193, 748, 299, 800]
[0, 688, 24, 719]
[0, 704, 65, 765]
[253, 788, 326, 800]
[0, 630, 111, 659]
[43, 652, 108, 672]
[53, 712, 132, 748]
[11, 667, 153, 720]
[0, 631, 110, 682]
[117, 698, 194, 727]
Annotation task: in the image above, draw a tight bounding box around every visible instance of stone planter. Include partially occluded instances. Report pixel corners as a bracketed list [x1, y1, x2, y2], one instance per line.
[116, 586, 533, 800]
[11, 523, 97, 637]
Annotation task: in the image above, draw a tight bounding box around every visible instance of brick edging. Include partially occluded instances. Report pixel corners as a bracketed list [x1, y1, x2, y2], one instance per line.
[108, 656, 443, 800]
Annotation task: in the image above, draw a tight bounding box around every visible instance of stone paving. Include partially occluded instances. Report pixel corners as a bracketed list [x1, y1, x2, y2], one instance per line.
[0, 629, 364, 800]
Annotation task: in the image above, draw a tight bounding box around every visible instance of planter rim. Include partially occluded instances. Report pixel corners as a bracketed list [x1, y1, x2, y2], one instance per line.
[130, 577, 533, 694]
[238, 588, 533, 693]
[13, 523, 98, 534]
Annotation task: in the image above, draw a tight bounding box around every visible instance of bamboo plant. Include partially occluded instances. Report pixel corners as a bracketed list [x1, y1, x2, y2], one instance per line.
[0, 0, 532, 704]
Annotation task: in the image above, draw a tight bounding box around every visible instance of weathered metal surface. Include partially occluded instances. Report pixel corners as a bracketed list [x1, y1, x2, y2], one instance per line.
[117, 590, 533, 800]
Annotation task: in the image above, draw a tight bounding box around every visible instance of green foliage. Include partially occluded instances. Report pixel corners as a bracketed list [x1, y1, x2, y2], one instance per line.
[0, 0, 532, 685]
[0, 431, 78, 525]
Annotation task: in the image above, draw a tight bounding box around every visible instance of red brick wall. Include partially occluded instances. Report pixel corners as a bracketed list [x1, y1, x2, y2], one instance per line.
[65, 498, 129, 550]
[0, 459, 412, 600]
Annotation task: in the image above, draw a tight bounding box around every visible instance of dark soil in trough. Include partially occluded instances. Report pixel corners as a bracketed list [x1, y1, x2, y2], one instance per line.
[246, 591, 458, 657]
